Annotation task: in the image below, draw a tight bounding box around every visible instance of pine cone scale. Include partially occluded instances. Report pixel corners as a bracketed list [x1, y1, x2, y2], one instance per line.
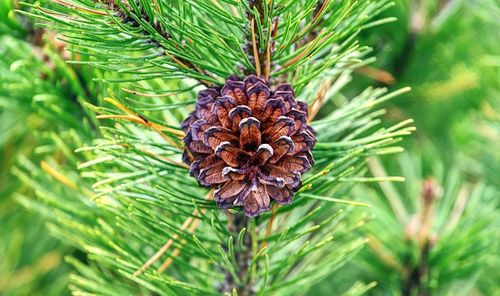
[239, 117, 261, 151]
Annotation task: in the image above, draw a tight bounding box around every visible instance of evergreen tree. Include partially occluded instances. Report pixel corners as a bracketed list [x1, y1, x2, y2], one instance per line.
[0, 0, 498, 295]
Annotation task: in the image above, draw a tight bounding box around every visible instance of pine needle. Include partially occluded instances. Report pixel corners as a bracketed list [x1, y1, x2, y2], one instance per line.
[41, 161, 77, 190]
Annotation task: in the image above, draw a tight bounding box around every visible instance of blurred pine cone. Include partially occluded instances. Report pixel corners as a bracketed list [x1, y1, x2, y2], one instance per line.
[182, 75, 316, 217]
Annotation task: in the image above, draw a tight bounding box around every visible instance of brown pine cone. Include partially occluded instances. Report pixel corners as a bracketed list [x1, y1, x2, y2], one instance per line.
[182, 75, 316, 217]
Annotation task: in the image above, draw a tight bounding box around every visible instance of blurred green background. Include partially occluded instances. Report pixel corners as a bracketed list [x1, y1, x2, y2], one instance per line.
[1, 0, 498, 295]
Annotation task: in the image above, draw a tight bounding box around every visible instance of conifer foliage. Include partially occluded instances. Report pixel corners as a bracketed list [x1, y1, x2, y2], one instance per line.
[3, 0, 419, 295]
[351, 154, 499, 295]
[2, 0, 499, 295]
[9, 0, 418, 295]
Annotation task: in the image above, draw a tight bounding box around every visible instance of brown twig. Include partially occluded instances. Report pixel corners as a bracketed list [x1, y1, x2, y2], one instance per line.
[41, 161, 94, 198]
[98, 97, 184, 149]
[367, 235, 402, 272]
[368, 157, 408, 224]
[356, 66, 396, 85]
[138, 148, 190, 170]
[41, 161, 77, 190]
[441, 185, 470, 235]
[264, 30, 272, 81]
[0, 251, 62, 290]
[133, 190, 214, 276]
[290, 0, 330, 46]
[307, 79, 332, 122]
[209, 0, 224, 10]
[282, 31, 332, 68]
[402, 178, 441, 296]
[157, 212, 205, 272]
[417, 178, 439, 247]
[250, 18, 262, 77]
[261, 204, 278, 248]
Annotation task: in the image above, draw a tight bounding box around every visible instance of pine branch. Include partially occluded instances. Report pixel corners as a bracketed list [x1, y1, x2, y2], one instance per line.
[4, 0, 499, 295]
[19, 0, 238, 85]
[10, 66, 415, 295]
[101, 0, 213, 86]
[54, 75, 412, 295]
[0, 10, 102, 292]
[7, 1, 419, 295]
[20, 0, 396, 92]
[352, 153, 499, 295]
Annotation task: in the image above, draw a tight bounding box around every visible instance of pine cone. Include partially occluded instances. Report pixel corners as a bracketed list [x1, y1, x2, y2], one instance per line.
[182, 75, 316, 217]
